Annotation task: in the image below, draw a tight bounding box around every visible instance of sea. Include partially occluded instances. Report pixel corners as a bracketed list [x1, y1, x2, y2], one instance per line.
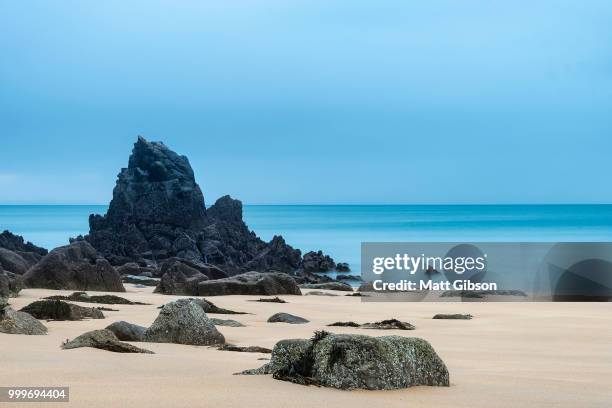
[1, 205, 612, 277]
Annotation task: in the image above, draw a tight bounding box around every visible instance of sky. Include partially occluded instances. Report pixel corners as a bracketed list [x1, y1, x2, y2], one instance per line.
[1, 1, 611, 205]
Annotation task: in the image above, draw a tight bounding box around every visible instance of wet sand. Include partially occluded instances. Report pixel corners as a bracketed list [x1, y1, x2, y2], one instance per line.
[1, 286, 611, 408]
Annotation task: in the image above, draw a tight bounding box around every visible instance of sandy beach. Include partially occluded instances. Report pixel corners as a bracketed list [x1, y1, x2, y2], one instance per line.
[1, 286, 611, 408]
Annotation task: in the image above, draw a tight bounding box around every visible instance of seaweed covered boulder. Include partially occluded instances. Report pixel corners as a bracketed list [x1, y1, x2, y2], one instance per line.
[62, 329, 153, 353]
[0, 306, 48, 335]
[196, 271, 301, 296]
[22, 241, 125, 292]
[241, 332, 449, 390]
[143, 299, 224, 346]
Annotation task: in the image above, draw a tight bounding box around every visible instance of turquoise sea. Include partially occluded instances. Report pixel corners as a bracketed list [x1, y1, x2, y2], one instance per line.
[1, 205, 612, 274]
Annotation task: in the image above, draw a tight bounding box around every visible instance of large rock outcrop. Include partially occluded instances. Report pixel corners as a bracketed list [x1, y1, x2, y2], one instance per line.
[85, 137, 302, 275]
[196, 271, 302, 296]
[242, 332, 449, 390]
[143, 299, 225, 345]
[22, 241, 125, 292]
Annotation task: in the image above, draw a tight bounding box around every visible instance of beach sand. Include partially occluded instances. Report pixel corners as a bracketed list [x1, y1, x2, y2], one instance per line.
[1, 286, 611, 408]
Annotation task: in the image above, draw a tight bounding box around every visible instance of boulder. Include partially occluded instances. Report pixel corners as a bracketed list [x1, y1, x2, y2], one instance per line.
[153, 259, 228, 295]
[197, 272, 301, 296]
[105, 321, 147, 341]
[267, 312, 309, 324]
[20, 300, 105, 320]
[143, 299, 224, 346]
[300, 282, 354, 292]
[301, 250, 335, 272]
[0, 306, 48, 335]
[154, 259, 209, 295]
[62, 329, 153, 353]
[242, 332, 449, 390]
[22, 241, 125, 292]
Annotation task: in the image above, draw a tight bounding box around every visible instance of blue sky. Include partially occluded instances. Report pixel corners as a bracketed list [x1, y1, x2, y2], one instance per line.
[1, 1, 611, 204]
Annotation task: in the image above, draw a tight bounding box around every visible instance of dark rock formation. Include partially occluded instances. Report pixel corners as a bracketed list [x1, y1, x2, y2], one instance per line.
[301, 251, 335, 272]
[433, 314, 473, 320]
[218, 344, 271, 353]
[105, 321, 147, 341]
[0, 230, 47, 256]
[20, 300, 105, 320]
[241, 332, 449, 390]
[361, 319, 415, 330]
[143, 299, 225, 346]
[85, 137, 302, 275]
[0, 306, 48, 335]
[209, 318, 245, 327]
[196, 272, 301, 296]
[267, 312, 309, 324]
[153, 259, 227, 295]
[327, 321, 361, 327]
[327, 319, 414, 330]
[44, 292, 148, 305]
[335, 262, 350, 272]
[62, 329, 153, 353]
[22, 241, 125, 292]
[299, 282, 354, 292]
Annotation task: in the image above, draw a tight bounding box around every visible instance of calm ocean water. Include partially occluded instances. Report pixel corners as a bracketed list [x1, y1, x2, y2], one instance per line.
[1, 205, 612, 275]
